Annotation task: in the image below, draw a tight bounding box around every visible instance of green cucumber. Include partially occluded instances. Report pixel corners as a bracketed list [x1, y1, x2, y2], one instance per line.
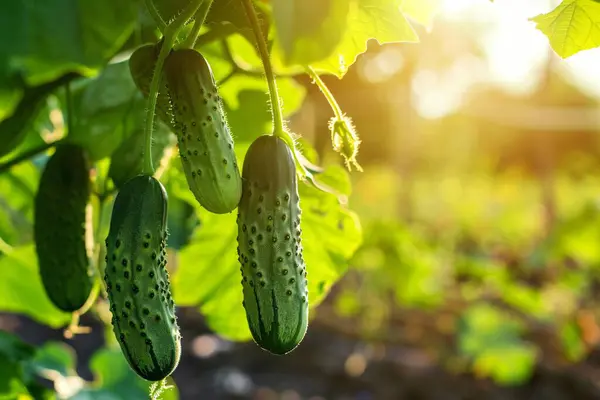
[34, 144, 93, 312]
[104, 175, 181, 381]
[128, 42, 175, 131]
[164, 49, 242, 214]
[236, 135, 308, 355]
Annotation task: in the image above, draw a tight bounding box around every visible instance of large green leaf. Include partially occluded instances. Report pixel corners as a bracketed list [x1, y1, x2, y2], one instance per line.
[531, 0, 600, 58]
[0, 245, 71, 328]
[0, 0, 136, 86]
[222, 74, 307, 143]
[0, 161, 39, 247]
[67, 61, 147, 161]
[273, 0, 351, 65]
[399, 0, 442, 27]
[296, 0, 419, 77]
[171, 160, 362, 341]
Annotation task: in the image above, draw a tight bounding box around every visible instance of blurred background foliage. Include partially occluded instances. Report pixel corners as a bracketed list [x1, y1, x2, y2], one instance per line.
[2, 0, 600, 399]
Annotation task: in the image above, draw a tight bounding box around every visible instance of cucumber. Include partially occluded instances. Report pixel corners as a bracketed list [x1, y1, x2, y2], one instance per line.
[128, 42, 175, 131]
[164, 49, 242, 214]
[236, 135, 308, 355]
[34, 144, 93, 312]
[104, 175, 181, 381]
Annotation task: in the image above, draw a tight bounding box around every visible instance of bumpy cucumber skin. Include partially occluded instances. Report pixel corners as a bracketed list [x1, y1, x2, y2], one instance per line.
[236, 135, 308, 355]
[164, 49, 242, 214]
[34, 144, 93, 312]
[129, 43, 175, 131]
[104, 175, 181, 381]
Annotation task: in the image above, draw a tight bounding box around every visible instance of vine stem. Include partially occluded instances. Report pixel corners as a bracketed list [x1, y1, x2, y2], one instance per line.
[150, 378, 173, 400]
[0, 141, 56, 173]
[240, 0, 334, 186]
[240, 0, 285, 138]
[142, 0, 205, 175]
[306, 66, 344, 120]
[145, 0, 167, 32]
[182, 0, 214, 49]
[65, 82, 74, 135]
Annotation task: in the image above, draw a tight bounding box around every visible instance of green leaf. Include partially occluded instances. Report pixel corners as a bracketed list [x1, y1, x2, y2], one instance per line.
[273, 0, 351, 65]
[0, 331, 35, 364]
[0, 245, 71, 328]
[67, 61, 145, 161]
[559, 321, 586, 362]
[531, 0, 600, 58]
[0, 74, 23, 122]
[458, 304, 538, 385]
[171, 160, 362, 341]
[28, 342, 76, 378]
[0, 355, 29, 400]
[0, 1, 136, 86]
[0, 161, 39, 247]
[305, 0, 419, 77]
[221, 74, 306, 142]
[399, 0, 443, 27]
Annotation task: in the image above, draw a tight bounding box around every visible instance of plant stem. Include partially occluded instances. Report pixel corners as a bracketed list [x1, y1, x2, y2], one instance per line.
[142, 0, 205, 175]
[145, 0, 167, 32]
[65, 82, 74, 135]
[306, 67, 343, 120]
[182, 0, 214, 49]
[0, 141, 56, 173]
[241, 0, 285, 137]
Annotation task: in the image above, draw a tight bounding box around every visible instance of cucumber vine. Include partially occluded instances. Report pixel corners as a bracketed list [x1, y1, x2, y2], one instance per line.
[182, 0, 214, 49]
[142, 0, 205, 175]
[241, 0, 285, 138]
[241, 0, 313, 180]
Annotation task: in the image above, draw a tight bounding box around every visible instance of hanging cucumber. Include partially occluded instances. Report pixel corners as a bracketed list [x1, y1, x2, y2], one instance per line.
[104, 174, 181, 381]
[236, 135, 308, 355]
[164, 48, 242, 214]
[34, 144, 93, 312]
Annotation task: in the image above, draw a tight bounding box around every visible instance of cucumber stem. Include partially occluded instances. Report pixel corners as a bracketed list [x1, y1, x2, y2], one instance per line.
[150, 378, 173, 400]
[182, 0, 214, 49]
[241, 0, 320, 182]
[306, 66, 344, 120]
[142, 0, 205, 175]
[241, 0, 285, 138]
[65, 82, 74, 137]
[144, 0, 167, 32]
